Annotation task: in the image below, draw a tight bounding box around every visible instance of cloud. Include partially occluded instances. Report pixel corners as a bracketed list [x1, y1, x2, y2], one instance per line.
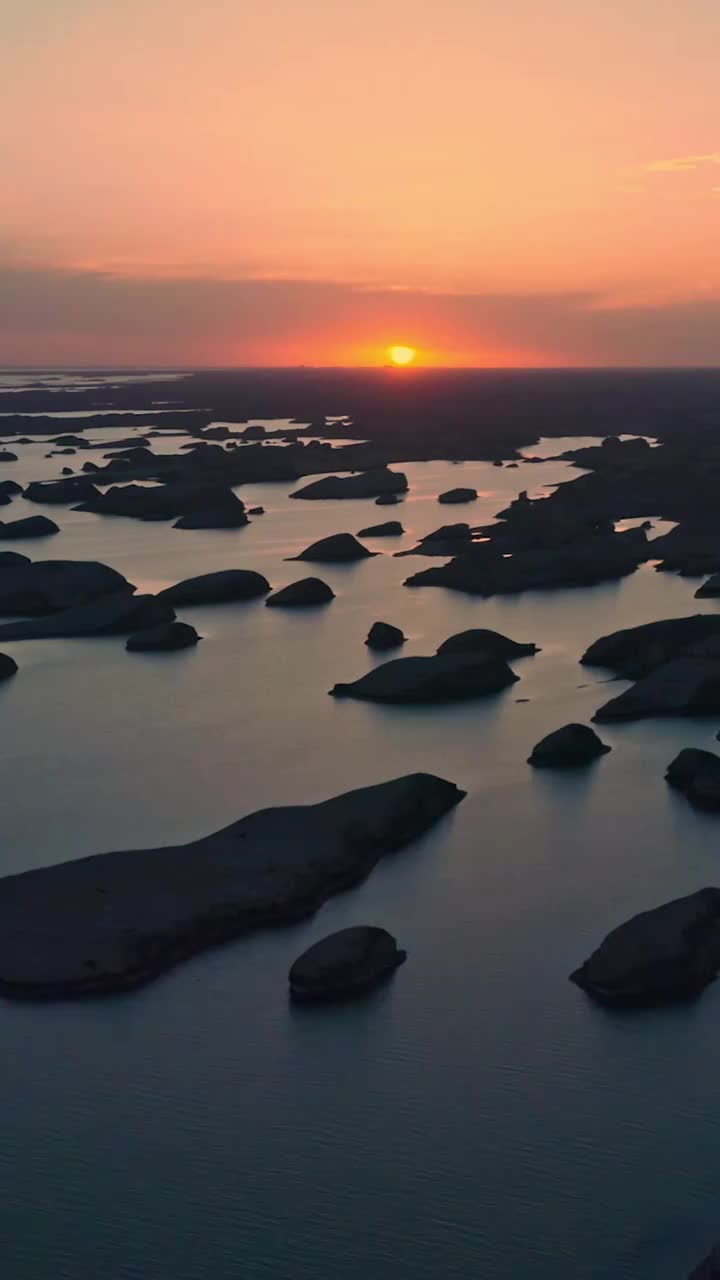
[0, 264, 719, 367]
[646, 152, 720, 173]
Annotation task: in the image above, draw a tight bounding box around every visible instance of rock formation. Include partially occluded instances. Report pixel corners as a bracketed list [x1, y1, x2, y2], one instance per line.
[289, 927, 406, 1001]
[292, 533, 375, 562]
[528, 724, 611, 767]
[0, 773, 464, 998]
[158, 569, 270, 605]
[366, 622, 405, 650]
[265, 578, 335, 607]
[330, 653, 518, 703]
[570, 888, 720, 1006]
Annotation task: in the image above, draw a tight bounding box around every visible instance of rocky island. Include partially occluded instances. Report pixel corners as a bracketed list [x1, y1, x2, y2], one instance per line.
[0, 773, 464, 999]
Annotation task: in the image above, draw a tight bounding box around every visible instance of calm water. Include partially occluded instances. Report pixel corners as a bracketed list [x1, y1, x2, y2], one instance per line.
[0, 434, 718, 1279]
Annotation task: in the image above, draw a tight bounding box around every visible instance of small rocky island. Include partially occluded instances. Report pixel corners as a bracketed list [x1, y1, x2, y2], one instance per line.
[570, 888, 720, 1005]
[289, 926, 406, 1002]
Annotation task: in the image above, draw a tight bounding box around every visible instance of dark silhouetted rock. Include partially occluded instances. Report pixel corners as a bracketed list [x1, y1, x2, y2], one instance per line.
[569, 887, 720, 1006]
[665, 748, 720, 810]
[396, 524, 474, 557]
[289, 926, 406, 1001]
[0, 551, 30, 567]
[529, 723, 611, 767]
[688, 1243, 720, 1278]
[126, 621, 200, 652]
[78, 481, 244, 524]
[24, 478, 99, 505]
[593, 658, 720, 722]
[331, 653, 518, 703]
[366, 621, 405, 650]
[375, 493, 401, 506]
[248, 506, 265, 515]
[356, 521, 404, 537]
[0, 592, 174, 641]
[266, 578, 335, 607]
[0, 481, 22, 499]
[293, 533, 376, 562]
[61, 467, 73, 475]
[0, 515, 60, 540]
[0, 451, 17, 462]
[0, 560, 132, 615]
[0, 653, 18, 680]
[174, 495, 249, 529]
[582, 615, 720, 678]
[291, 468, 408, 500]
[405, 531, 646, 595]
[158, 569, 270, 606]
[0, 772, 464, 997]
[438, 487, 478, 504]
[696, 574, 720, 598]
[437, 628, 538, 660]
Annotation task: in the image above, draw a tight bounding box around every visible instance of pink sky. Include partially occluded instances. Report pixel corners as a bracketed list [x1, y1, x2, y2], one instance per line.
[2, 0, 719, 365]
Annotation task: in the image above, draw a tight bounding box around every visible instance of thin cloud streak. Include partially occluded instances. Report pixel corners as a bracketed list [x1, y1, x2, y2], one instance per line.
[646, 152, 720, 173]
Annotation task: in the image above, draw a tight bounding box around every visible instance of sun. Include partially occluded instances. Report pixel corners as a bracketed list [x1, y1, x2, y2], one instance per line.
[388, 345, 416, 366]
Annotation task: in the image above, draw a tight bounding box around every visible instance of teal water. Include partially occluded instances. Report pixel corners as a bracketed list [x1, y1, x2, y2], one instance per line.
[0, 436, 717, 1278]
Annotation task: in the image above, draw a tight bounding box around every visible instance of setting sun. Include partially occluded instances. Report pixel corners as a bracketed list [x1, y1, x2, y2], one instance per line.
[388, 345, 416, 366]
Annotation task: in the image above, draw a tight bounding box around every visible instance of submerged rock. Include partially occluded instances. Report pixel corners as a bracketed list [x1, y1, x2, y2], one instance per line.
[126, 621, 200, 652]
[158, 569, 270, 606]
[569, 887, 720, 1006]
[0, 515, 60, 540]
[528, 724, 611, 767]
[290, 468, 408, 500]
[366, 622, 405, 650]
[330, 653, 518, 703]
[0, 772, 464, 998]
[0, 592, 174, 641]
[266, 578, 335, 607]
[0, 653, 18, 680]
[292, 533, 375, 562]
[437, 488, 478, 504]
[437, 628, 538, 660]
[289, 927, 406, 1001]
[356, 521, 404, 537]
[665, 748, 720, 810]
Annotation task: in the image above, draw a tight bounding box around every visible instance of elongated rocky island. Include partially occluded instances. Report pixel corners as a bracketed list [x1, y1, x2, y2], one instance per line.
[0, 773, 464, 999]
[570, 888, 720, 1006]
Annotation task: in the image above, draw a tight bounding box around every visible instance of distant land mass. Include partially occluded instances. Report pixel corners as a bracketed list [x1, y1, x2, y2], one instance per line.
[2, 368, 720, 459]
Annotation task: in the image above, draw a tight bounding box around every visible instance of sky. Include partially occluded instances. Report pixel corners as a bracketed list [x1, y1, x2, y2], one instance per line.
[1, 0, 718, 366]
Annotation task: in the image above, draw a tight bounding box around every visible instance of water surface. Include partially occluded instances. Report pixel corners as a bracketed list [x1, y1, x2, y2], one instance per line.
[0, 439, 716, 1279]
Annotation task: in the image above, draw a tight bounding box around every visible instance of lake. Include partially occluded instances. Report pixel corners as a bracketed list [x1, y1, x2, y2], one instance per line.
[0, 430, 717, 1279]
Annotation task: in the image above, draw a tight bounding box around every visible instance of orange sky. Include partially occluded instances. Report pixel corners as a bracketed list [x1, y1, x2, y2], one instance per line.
[2, 0, 719, 365]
